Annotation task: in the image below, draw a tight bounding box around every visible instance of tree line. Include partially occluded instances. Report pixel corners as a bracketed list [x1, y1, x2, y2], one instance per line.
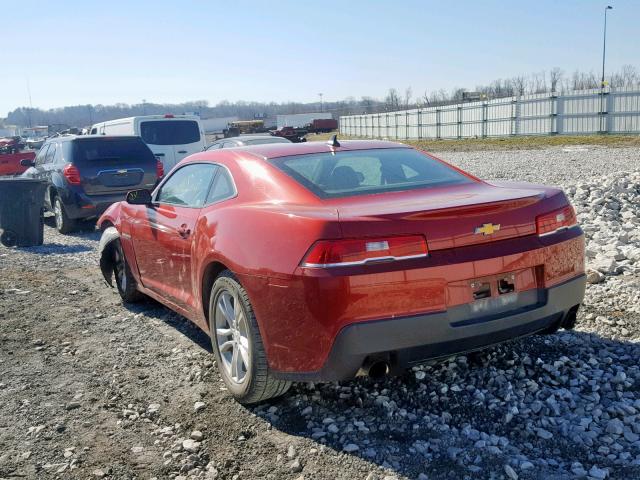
[5, 65, 639, 128]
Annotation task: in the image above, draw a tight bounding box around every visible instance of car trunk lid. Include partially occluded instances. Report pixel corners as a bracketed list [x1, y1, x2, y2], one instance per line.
[335, 182, 547, 250]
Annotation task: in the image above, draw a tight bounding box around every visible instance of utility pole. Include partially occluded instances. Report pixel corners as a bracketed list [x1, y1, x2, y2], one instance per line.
[600, 5, 613, 133]
[318, 93, 323, 112]
[26, 77, 33, 128]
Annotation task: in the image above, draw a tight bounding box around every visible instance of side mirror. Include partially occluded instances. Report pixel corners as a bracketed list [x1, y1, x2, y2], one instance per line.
[126, 189, 153, 205]
[20, 159, 36, 167]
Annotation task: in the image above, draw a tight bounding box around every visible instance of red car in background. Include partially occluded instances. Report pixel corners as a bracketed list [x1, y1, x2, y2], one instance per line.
[0, 152, 36, 176]
[98, 139, 585, 404]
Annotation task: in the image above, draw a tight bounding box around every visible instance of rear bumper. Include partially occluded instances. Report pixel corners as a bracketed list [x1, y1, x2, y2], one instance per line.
[60, 190, 129, 220]
[272, 273, 586, 382]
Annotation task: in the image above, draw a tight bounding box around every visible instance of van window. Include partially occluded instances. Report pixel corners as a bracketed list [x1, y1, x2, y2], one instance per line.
[140, 120, 200, 145]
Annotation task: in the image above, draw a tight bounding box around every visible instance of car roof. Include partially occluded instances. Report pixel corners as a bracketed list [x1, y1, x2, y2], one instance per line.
[46, 135, 141, 143]
[227, 139, 410, 159]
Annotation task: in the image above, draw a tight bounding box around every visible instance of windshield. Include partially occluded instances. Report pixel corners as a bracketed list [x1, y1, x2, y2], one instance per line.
[140, 120, 200, 145]
[271, 148, 473, 198]
[72, 138, 154, 164]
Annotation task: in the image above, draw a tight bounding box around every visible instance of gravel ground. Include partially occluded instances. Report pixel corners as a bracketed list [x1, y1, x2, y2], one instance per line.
[1, 146, 639, 480]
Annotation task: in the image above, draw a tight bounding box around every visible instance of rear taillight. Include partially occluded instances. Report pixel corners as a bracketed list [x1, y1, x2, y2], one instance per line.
[63, 164, 81, 185]
[301, 235, 428, 268]
[156, 160, 164, 178]
[536, 205, 577, 236]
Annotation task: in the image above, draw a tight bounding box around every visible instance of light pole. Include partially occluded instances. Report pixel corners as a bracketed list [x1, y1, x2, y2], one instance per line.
[318, 93, 323, 112]
[600, 5, 613, 133]
[601, 5, 613, 88]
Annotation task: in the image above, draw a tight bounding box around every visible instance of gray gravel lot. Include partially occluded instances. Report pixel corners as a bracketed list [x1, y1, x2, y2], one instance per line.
[1, 146, 639, 480]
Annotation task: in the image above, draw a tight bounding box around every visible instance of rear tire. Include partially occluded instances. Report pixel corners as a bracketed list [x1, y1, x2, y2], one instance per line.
[209, 271, 291, 404]
[53, 196, 75, 234]
[113, 240, 143, 303]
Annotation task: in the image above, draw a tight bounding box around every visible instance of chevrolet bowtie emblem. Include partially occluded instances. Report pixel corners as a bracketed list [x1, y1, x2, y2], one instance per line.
[475, 223, 501, 235]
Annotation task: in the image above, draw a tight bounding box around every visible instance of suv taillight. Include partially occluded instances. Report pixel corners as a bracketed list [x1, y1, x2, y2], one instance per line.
[63, 164, 81, 185]
[156, 160, 164, 179]
[536, 205, 577, 236]
[301, 235, 428, 268]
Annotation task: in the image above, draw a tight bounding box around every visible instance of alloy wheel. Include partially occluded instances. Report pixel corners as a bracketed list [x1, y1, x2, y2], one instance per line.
[215, 291, 250, 384]
[54, 201, 63, 230]
[114, 246, 127, 291]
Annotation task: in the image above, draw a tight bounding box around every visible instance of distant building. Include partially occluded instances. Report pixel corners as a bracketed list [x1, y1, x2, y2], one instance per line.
[276, 112, 333, 129]
[20, 126, 49, 138]
[0, 125, 20, 137]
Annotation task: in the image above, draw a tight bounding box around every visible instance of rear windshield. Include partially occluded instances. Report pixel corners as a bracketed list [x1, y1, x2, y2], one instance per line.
[72, 138, 154, 164]
[271, 148, 473, 198]
[140, 120, 201, 145]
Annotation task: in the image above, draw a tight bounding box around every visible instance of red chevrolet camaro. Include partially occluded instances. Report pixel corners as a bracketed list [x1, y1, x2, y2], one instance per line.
[98, 139, 585, 404]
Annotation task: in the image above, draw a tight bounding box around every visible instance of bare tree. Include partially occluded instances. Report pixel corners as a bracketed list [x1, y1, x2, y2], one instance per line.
[404, 87, 413, 109]
[385, 88, 400, 110]
[619, 64, 639, 87]
[512, 76, 526, 96]
[420, 90, 430, 107]
[549, 67, 563, 93]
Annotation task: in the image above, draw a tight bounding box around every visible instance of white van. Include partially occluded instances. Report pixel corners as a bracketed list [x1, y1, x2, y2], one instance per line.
[90, 115, 206, 172]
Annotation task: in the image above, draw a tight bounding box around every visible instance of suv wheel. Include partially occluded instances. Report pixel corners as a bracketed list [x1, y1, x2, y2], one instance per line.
[53, 196, 75, 234]
[209, 271, 291, 404]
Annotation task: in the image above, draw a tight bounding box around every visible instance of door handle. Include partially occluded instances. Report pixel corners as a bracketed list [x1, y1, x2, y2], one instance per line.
[177, 224, 191, 238]
[177, 150, 187, 154]
[154, 153, 165, 157]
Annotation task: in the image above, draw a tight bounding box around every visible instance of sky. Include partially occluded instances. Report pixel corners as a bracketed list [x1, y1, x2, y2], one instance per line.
[2, 0, 639, 117]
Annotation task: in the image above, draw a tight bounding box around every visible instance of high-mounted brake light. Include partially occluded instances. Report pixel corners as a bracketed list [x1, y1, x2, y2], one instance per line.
[164, 114, 175, 118]
[301, 235, 428, 268]
[63, 164, 81, 185]
[156, 160, 164, 179]
[536, 205, 577, 236]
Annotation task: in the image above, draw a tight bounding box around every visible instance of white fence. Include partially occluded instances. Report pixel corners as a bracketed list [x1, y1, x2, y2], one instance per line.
[339, 87, 640, 139]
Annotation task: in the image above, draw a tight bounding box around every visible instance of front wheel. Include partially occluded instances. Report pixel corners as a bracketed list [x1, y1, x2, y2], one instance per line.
[209, 271, 291, 404]
[113, 241, 143, 303]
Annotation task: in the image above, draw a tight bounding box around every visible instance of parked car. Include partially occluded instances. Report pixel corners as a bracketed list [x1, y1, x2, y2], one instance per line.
[273, 126, 307, 142]
[206, 135, 291, 150]
[0, 151, 36, 176]
[0, 136, 25, 154]
[23, 135, 161, 233]
[26, 137, 46, 150]
[90, 115, 205, 172]
[97, 139, 586, 404]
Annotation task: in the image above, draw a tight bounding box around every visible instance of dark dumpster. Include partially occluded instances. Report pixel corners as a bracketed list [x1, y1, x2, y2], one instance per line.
[0, 178, 47, 247]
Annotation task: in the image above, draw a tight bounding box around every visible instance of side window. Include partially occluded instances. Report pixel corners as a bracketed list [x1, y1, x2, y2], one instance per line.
[35, 144, 50, 166]
[44, 144, 57, 164]
[55, 143, 65, 164]
[206, 168, 235, 204]
[90, 128, 97, 134]
[156, 163, 217, 207]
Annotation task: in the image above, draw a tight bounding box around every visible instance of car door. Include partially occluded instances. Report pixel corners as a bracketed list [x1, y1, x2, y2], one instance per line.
[130, 163, 218, 310]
